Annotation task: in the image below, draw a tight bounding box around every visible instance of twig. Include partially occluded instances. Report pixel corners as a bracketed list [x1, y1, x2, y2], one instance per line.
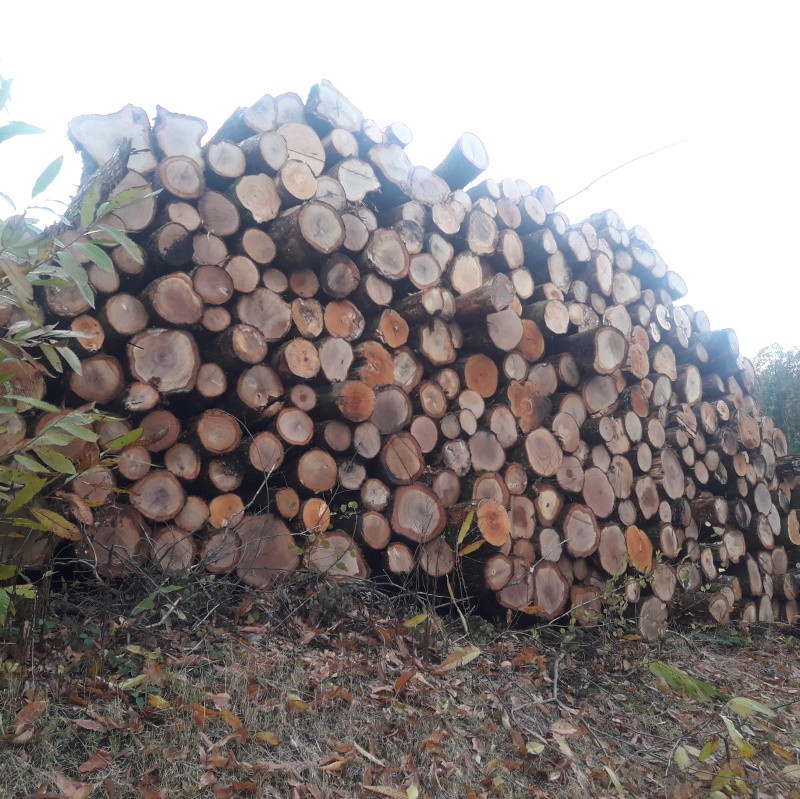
[556, 140, 687, 208]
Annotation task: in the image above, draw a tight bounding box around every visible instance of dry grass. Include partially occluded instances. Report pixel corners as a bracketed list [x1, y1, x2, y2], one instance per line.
[2, 575, 800, 798]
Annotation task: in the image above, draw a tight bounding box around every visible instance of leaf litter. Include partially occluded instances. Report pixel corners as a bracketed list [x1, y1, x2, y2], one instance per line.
[1, 578, 800, 797]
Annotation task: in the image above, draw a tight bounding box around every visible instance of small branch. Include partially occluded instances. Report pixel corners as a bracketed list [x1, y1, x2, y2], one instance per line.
[556, 140, 687, 208]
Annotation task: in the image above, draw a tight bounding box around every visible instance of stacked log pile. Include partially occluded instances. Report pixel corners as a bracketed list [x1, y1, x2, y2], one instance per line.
[2, 80, 798, 638]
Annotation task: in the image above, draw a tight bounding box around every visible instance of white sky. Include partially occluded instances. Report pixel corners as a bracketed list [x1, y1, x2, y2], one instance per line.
[2, 1, 798, 359]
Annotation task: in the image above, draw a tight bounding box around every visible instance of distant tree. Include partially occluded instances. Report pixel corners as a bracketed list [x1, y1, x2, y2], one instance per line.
[754, 344, 800, 454]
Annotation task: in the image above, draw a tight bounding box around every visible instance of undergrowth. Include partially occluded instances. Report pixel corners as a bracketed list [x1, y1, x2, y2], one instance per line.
[2, 571, 800, 799]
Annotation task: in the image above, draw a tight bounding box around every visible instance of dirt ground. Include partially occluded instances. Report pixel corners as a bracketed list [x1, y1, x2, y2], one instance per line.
[2, 576, 800, 799]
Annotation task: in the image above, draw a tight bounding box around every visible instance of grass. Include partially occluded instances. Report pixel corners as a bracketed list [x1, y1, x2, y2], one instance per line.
[2, 574, 800, 798]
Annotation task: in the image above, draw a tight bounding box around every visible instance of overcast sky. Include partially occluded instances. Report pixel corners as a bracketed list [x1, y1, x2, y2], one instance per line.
[1, 1, 797, 359]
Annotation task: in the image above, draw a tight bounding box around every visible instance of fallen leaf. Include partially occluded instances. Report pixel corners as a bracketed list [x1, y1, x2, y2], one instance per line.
[550, 721, 578, 736]
[458, 539, 485, 557]
[362, 787, 407, 799]
[285, 693, 310, 713]
[603, 765, 625, 796]
[147, 695, 170, 711]
[727, 696, 776, 719]
[769, 740, 794, 761]
[75, 719, 106, 731]
[8, 699, 47, 744]
[552, 733, 574, 759]
[208, 692, 231, 710]
[319, 758, 347, 772]
[55, 773, 92, 799]
[402, 613, 428, 628]
[433, 645, 481, 674]
[78, 750, 113, 774]
[393, 669, 416, 693]
[142, 658, 166, 688]
[255, 731, 281, 746]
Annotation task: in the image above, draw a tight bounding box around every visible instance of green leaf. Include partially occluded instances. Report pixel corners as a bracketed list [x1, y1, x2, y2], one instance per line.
[10, 584, 36, 599]
[31, 155, 64, 198]
[0, 121, 44, 144]
[104, 428, 143, 451]
[132, 593, 157, 615]
[2, 518, 48, 531]
[673, 745, 691, 770]
[721, 716, 756, 758]
[30, 508, 81, 540]
[97, 185, 154, 216]
[36, 431, 75, 447]
[457, 510, 475, 545]
[4, 475, 49, 514]
[57, 259, 94, 308]
[40, 343, 63, 374]
[56, 346, 83, 375]
[0, 191, 16, 211]
[55, 420, 96, 442]
[80, 183, 102, 229]
[699, 736, 720, 762]
[0, 589, 11, 624]
[13, 454, 49, 474]
[648, 660, 725, 703]
[95, 224, 143, 263]
[0, 565, 19, 580]
[4, 395, 59, 413]
[603, 766, 625, 796]
[727, 696, 776, 719]
[71, 241, 114, 272]
[32, 446, 76, 475]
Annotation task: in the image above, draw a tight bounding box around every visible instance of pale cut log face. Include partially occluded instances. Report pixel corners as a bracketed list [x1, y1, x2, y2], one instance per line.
[127, 329, 199, 394]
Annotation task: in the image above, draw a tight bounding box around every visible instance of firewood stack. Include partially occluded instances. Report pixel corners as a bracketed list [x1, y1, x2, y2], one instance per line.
[2, 80, 798, 638]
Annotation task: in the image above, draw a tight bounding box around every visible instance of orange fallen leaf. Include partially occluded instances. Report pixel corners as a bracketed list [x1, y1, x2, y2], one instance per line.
[393, 668, 416, 693]
[319, 759, 348, 772]
[7, 699, 47, 744]
[142, 657, 166, 688]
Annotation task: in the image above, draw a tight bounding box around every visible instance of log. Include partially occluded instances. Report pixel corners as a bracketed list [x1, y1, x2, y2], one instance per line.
[235, 514, 301, 589]
[434, 133, 489, 190]
[306, 532, 368, 580]
[128, 329, 200, 394]
[390, 482, 447, 543]
[563, 504, 600, 557]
